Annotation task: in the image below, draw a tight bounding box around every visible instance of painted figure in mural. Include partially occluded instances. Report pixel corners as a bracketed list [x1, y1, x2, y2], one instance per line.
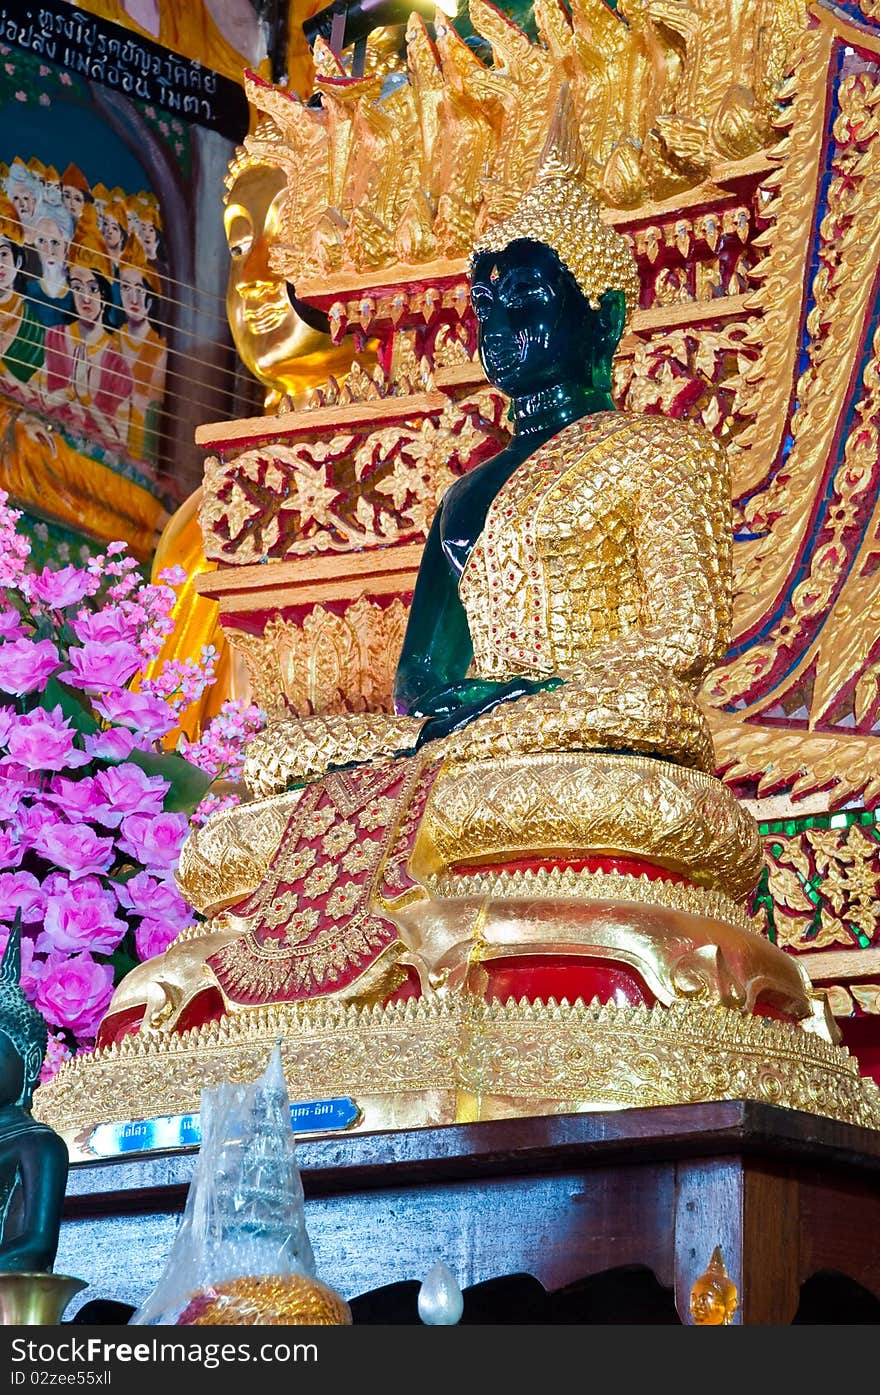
[6, 162, 40, 246]
[0, 196, 45, 390]
[99, 198, 130, 329]
[223, 155, 355, 409]
[117, 239, 167, 466]
[133, 195, 167, 292]
[41, 228, 133, 450]
[0, 921, 69, 1273]
[43, 167, 63, 210]
[98, 148, 733, 1033]
[100, 198, 128, 271]
[60, 164, 92, 225]
[27, 202, 75, 329]
[90, 183, 110, 224]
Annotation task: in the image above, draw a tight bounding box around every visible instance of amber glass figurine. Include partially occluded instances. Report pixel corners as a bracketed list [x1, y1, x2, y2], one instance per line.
[690, 1247, 740, 1325]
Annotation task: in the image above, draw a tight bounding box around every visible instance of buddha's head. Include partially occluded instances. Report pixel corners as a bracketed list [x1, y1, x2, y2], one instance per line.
[689, 1247, 739, 1325]
[469, 174, 640, 401]
[0, 922, 47, 1110]
[223, 154, 328, 395]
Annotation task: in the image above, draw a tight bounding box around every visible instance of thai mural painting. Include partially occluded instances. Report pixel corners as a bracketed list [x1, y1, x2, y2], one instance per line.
[0, 3, 250, 562]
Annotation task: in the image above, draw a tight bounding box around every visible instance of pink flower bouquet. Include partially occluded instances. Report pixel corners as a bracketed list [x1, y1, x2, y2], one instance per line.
[0, 492, 264, 1076]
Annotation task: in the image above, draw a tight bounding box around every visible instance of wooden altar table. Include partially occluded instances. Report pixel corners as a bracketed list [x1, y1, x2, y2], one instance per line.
[56, 1099, 880, 1324]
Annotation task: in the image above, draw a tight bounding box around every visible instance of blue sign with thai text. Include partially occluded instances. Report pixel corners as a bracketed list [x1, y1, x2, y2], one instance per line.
[86, 1096, 361, 1158]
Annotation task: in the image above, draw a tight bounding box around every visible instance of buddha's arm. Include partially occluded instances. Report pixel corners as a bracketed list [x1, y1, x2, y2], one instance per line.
[394, 511, 559, 733]
[394, 510, 490, 717]
[598, 429, 732, 681]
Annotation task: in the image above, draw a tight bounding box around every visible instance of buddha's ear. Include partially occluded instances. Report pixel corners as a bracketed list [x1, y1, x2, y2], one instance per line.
[20, 1043, 42, 1108]
[597, 288, 626, 348]
[592, 289, 626, 391]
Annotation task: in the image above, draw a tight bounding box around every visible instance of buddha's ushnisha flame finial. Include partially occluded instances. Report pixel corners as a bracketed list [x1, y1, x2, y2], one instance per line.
[470, 83, 641, 326]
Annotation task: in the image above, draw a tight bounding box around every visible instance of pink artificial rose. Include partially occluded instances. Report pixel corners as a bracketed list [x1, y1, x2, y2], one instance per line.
[0, 923, 38, 994]
[91, 764, 168, 827]
[0, 869, 45, 923]
[117, 870, 191, 927]
[13, 799, 59, 849]
[6, 707, 89, 771]
[134, 916, 180, 961]
[34, 822, 115, 879]
[27, 565, 99, 610]
[0, 608, 25, 640]
[83, 728, 137, 761]
[0, 706, 16, 747]
[117, 811, 190, 871]
[0, 777, 23, 821]
[45, 776, 98, 820]
[72, 606, 138, 647]
[35, 952, 115, 1038]
[93, 689, 175, 740]
[62, 640, 142, 693]
[0, 638, 60, 695]
[0, 705, 15, 745]
[40, 875, 128, 955]
[0, 826, 23, 869]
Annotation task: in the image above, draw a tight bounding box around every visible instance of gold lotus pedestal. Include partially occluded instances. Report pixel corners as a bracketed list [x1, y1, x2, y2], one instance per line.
[35, 753, 880, 1154]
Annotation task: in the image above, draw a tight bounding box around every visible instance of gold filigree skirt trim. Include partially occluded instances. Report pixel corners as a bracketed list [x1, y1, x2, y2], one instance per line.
[35, 996, 880, 1149]
[426, 866, 755, 931]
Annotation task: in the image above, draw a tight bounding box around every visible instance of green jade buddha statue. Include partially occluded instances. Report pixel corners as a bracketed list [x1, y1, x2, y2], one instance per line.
[93, 146, 813, 1058]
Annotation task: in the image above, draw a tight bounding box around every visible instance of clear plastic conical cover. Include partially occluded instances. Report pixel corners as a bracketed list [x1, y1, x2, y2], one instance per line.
[131, 1043, 316, 1324]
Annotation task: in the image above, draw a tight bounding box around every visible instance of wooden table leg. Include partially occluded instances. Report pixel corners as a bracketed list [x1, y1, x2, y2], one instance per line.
[674, 1158, 800, 1324]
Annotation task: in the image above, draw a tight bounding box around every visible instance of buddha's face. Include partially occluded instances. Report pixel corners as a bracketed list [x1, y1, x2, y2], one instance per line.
[471, 239, 614, 398]
[471, 239, 621, 401]
[224, 163, 327, 390]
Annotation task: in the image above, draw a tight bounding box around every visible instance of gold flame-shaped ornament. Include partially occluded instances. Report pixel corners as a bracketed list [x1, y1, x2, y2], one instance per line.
[689, 1247, 739, 1325]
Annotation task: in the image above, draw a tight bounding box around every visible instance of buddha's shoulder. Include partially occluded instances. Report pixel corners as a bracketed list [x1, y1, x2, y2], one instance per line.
[564, 409, 725, 456]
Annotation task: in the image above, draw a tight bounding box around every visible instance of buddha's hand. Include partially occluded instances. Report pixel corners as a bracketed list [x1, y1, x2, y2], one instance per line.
[413, 675, 562, 749]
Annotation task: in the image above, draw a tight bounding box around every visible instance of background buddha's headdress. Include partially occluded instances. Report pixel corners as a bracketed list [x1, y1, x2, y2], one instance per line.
[0, 918, 47, 1101]
[224, 112, 287, 201]
[470, 86, 640, 326]
[0, 194, 25, 247]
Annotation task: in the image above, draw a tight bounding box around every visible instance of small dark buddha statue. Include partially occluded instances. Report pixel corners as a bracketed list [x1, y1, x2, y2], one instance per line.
[0, 921, 69, 1275]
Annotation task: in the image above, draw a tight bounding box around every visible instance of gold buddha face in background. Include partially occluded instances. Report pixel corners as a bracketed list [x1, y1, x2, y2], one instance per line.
[224, 163, 330, 400]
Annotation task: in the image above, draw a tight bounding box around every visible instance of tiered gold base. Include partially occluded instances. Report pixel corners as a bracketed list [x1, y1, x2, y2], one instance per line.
[35, 995, 880, 1159]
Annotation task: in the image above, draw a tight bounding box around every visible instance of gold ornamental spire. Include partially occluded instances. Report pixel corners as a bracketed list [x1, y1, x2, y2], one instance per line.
[470, 85, 641, 323]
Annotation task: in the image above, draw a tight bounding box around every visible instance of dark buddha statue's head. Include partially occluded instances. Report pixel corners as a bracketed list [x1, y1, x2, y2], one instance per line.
[0, 921, 47, 1111]
[470, 239, 627, 400]
[469, 173, 640, 429]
